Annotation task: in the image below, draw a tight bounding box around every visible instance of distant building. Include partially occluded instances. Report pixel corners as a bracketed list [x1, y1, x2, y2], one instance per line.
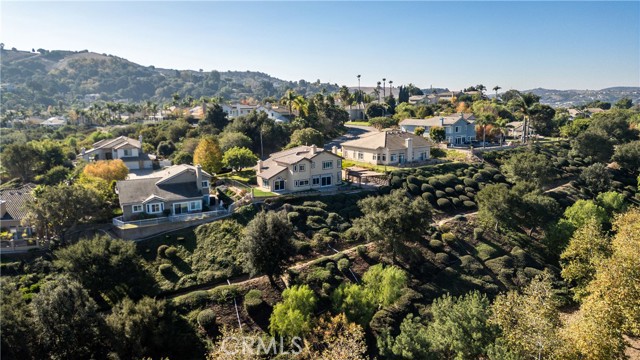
[40, 116, 67, 127]
[256, 104, 292, 123]
[0, 184, 36, 239]
[79, 135, 153, 170]
[399, 113, 476, 145]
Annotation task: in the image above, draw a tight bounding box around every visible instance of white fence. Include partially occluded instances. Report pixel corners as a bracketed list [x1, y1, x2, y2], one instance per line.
[112, 209, 229, 228]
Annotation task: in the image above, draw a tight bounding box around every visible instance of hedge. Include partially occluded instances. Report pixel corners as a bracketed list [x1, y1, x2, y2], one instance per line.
[436, 198, 452, 209]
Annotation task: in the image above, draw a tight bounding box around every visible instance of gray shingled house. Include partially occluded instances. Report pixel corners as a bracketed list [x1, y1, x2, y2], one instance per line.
[115, 164, 212, 221]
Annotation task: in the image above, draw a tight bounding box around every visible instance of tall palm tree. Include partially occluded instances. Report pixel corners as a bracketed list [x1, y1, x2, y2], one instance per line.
[493, 85, 501, 99]
[292, 96, 308, 117]
[382, 78, 386, 98]
[514, 93, 535, 144]
[476, 84, 486, 95]
[338, 86, 351, 106]
[376, 82, 381, 102]
[490, 117, 508, 146]
[476, 113, 496, 148]
[280, 90, 297, 116]
[389, 80, 393, 97]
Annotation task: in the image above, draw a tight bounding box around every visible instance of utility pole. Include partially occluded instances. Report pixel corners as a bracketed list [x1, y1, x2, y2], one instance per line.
[382, 78, 386, 98]
[357, 74, 361, 104]
[260, 129, 264, 159]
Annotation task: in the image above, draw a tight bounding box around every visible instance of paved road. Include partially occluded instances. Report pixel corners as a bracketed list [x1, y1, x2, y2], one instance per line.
[324, 124, 377, 151]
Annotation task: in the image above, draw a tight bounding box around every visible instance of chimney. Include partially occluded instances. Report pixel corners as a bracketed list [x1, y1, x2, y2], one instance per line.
[81, 147, 86, 156]
[440, 117, 444, 126]
[332, 146, 337, 154]
[256, 160, 262, 175]
[311, 144, 317, 155]
[196, 164, 203, 191]
[405, 137, 413, 163]
[138, 135, 143, 148]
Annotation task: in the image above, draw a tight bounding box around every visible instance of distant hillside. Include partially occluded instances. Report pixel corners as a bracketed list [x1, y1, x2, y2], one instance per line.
[523, 87, 640, 108]
[0, 48, 339, 109]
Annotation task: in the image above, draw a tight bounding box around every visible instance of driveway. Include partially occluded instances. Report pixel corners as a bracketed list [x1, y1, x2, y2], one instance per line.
[324, 124, 377, 150]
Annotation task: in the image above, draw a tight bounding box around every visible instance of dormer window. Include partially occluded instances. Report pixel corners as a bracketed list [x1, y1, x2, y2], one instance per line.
[201, 180, 209, 188]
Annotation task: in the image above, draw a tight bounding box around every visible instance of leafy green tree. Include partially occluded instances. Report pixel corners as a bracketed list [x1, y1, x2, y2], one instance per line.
[353, 190, 431, 262]
[270, 285, 317, 337]
[365, 103, 388, 119]
[331, 283, 376, 326]
[477, 183, 517, 231]
[529, 103, 556, 136]
[587, 112, 638, 143]
[501, 150, 554, 187]
[54, 235, 155, 303]
[391, 314, 433, 360]
[564, 199, 609, 229]
[560, 117, 591, 137]
[172, 151, 193, 165]
[280, 90, 298, 116]
[519, 192, 561, 237]
[193, 136, 223, 174]
[157, 140, 176, 157]
[362, 264, 408, 307]
[24, 184, 102, 240]
[491, 272, 562, 360]
[106, 297, 198, 359]
[414, 126, 425, 136]
[1, 280, 36, 359]
[613, 97, 632, 109]
[222, 146, 257, 171]
[35, 165, 71, 185]
[219, 131, 252, 152]
[611, 140, 640, 171]
[427, 291, 495, 360]
[1, 142, 40, 181]
[579, 163, 611, 195]
[240, 210, 295, 285]
[288, 127, 325, 148]
[596, 191, 626, 215]
[572, 131, 614, 163]
[368, 116, 398, 130]
[202, 103, 229, 130]
[561, 220, 611, 302]
[429, 126, 446, 143]
[32, 277, 108, 359]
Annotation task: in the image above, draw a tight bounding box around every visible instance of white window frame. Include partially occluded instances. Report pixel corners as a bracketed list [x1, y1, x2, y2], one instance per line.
[298, 164, 306, 172]
[390, 154, 397, 162]
[455, 126, 460, 133]
[146, 203, 164, 214]
[322, 161, 333, 169]
[189, 201, 202, 211]
[357, 152, 364, 160]
[312, 175, 320, 186]
[373, 154, 377, 160]
[201, 180, 209, 188]
[262, 179, 269, 187]
[173, 202, 189, 214]
[311, 162, 316, 169]
[296, 179, 309, 187]
[132, 204, 143, 213]
[382, 154, 387, 161]
[293, 165, 298, 172]
[123, 149, 131, 156]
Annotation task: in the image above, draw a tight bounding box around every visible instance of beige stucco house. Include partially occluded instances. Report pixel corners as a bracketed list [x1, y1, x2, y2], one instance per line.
[341, 130, 432, 165]
[115, 164, 212, 221]
[256, 145, 343, 193]
[0, 184, 35, 239]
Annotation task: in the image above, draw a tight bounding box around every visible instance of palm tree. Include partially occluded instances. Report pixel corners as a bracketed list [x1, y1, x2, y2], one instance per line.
[476, 113, 496, 148]
[382, 78, 386, 98]
[490, 117, 508, 146]
[389, 80, 393, 97]
[338, 86, 351, 106]
[280, 90, 297, 116]
[513, 93, 536, 144]
[476, 84, 486, 95]
[376, 82, 382, 102]
[292, 96, 308, 117]
[493, 85, 501, 99]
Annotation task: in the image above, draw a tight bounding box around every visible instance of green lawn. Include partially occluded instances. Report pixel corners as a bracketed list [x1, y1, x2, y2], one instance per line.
[218, 169, 256, 184]
[342, 159, 399, 173]
[345, 121, 371, 126]
[252, 188, 278, 197]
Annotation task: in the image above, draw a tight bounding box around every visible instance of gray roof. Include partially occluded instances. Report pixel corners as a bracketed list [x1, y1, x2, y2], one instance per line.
[257, 145, 342, 180]
[116, 178, 203, 204]
[341, 130, 433, 151]
[0, 184, 36, 222]
[86, 136, 141, 154]
[400, 113, 475, 127]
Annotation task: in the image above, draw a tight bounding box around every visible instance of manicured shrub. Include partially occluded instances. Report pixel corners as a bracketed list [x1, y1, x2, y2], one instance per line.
[158, 263, 172, 275]
[337, 258, 350, 272]
[305, 267, 333, 284]
[445, 187, 456, 195]
[459, 195, 470, 202]
[175, 290, 210, 310]
[463, 201, 477, 209]
[455, 184, 465, 193]
[422, 192, 435, 203]
[493, 174, 505, 182]
[244, 289, 264, 313]
[452, 198, 462, 207]
[210, 285, 240, 303]
[465, 186, 475, 193]
[441, 232, 456, 243]
[164, 246, 178, 258]
[475, 243, 498, 261]
[436, 198, 452, 209]
[407, 183, 420, 195]
[357, 245, 367, 257]
[463, 178, 478, 188]
[390, 176, 403, 188]
[473, 227, 484, 240]
[157, 244, 169, 258]
[293, 240, 311, 255]
[429, 240, 444, 250]
[287, 211, 300, 223]
[435, 252, 450, 265]
[441, 174, 458, 187]
[407, 175, 420, 186]
[421, 183, 435, 193]
[472, 173, 485, 182]
[435, 190, 446, 198]
[484, 255, 514, 274]
[429, 178, 445, 189]
[197, 309, 217, 329]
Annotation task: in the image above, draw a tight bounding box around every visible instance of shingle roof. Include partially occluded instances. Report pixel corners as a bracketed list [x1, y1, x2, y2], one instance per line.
[115, 165, 212, 205]
[257, 145, 341, 179]
[342, 130, 433, 150]
[400, 113, 475, 127]
[85, 136, 141, 154]
[0, 184, 36, 222]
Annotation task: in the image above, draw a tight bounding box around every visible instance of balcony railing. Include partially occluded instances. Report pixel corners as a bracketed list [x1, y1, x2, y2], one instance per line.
[112, 209, 229, 228]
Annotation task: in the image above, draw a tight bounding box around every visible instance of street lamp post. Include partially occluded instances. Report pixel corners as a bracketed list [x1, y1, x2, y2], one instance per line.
[389, 80, 393, 97]
[382, 78, 386, 98]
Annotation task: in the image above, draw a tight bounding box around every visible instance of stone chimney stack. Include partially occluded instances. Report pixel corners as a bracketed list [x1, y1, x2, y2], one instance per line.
[332, 146, 337, 154]
[311, 144, 317, 155]
[405, 137, 413, 163]
[196, 164, 203, 191]
[256, 160, 262, 175]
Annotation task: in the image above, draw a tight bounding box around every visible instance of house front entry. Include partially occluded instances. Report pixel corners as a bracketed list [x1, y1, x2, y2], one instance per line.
[274, 179, 285, 191]
[321, 174, 332, 186]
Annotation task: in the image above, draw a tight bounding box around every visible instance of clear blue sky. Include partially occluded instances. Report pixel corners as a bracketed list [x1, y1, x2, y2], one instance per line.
[2, 1, 639, 90]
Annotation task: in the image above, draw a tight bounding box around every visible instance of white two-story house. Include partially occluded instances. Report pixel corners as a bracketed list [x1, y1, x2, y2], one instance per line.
[79, 135, 153, 170]
[400, 113, 476, 145]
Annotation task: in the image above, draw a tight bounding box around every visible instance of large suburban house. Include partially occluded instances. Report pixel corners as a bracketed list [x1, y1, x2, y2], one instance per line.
[256, 145, 343, 193]
[115, 164, 213, 221]
[341, 130, 432, 165]
[506, 121, 536, 139]
[222, 103, 257, 118]
[256, 105, 292, 123]
[0, 184, 35, 239]
[400, 113, 477, 145]
[79, 135, 153, 170]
